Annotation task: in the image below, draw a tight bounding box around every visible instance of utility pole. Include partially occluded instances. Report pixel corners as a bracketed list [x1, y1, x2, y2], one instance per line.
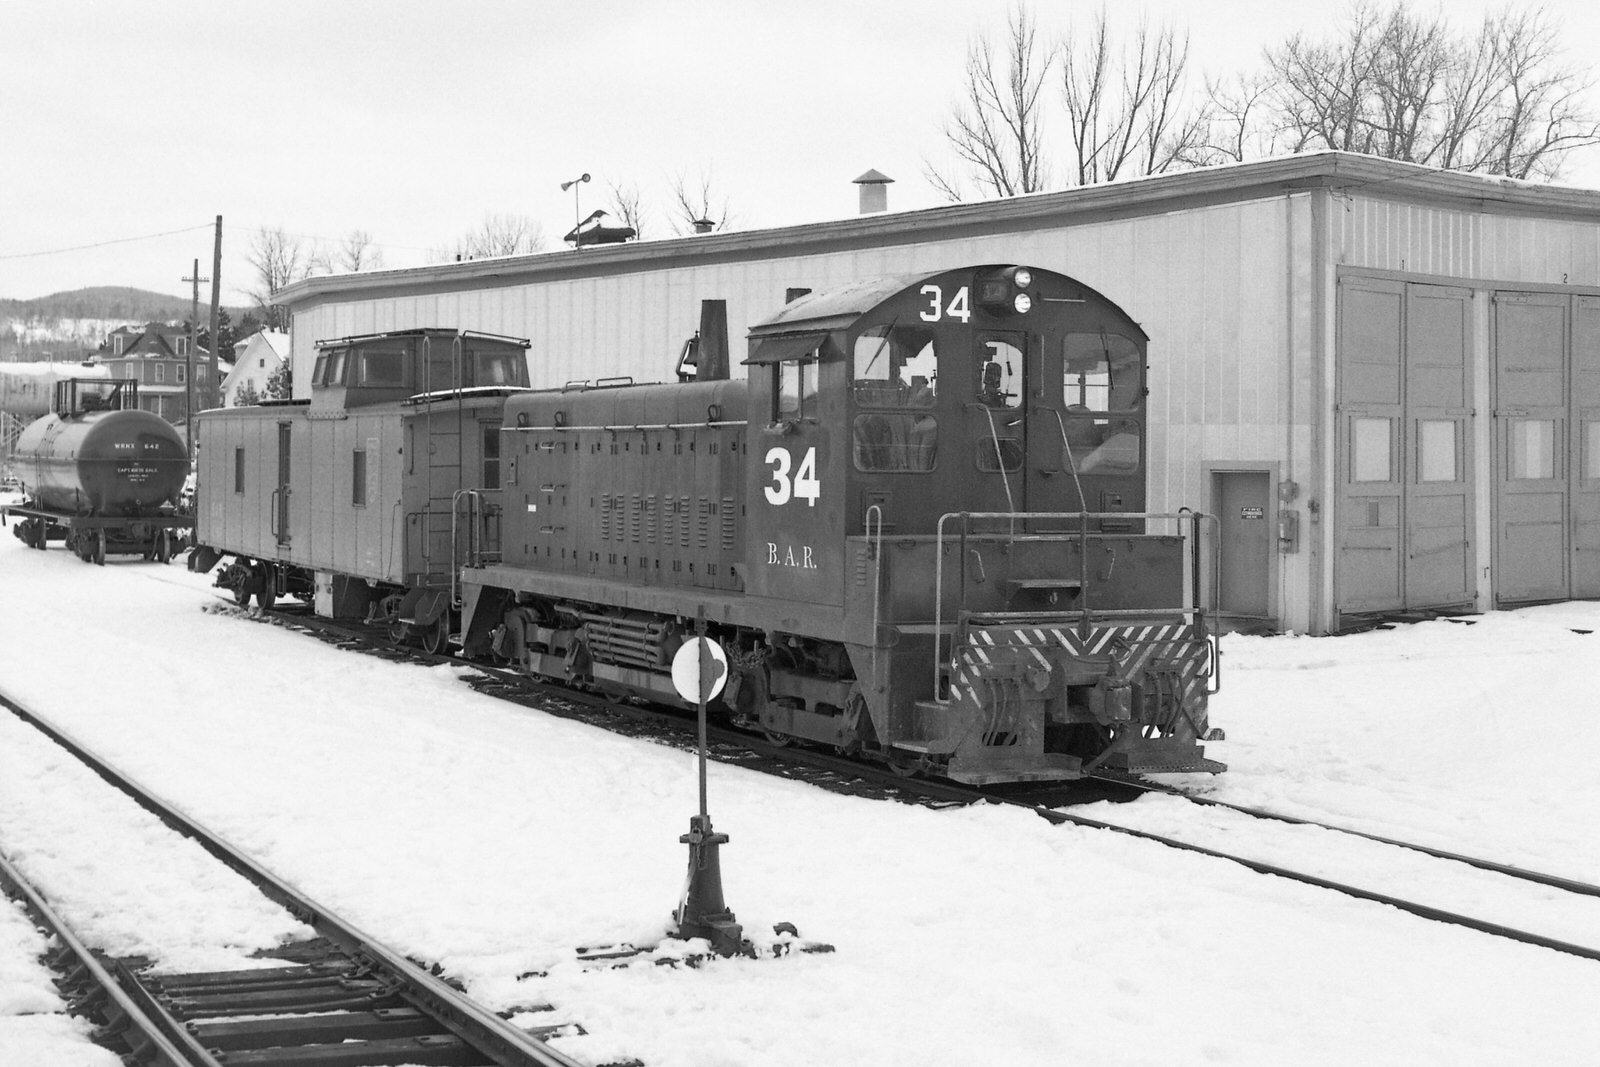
[182, 259, 208, 461]
[207, 216, 222, 409]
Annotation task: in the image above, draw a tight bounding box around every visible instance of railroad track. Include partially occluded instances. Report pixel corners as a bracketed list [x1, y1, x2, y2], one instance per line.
[215, 598, 1600, 967]
[0, 686, 600, 1067]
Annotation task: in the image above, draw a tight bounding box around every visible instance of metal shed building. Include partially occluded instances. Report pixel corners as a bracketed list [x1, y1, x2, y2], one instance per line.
[273, 152, 1600, 635]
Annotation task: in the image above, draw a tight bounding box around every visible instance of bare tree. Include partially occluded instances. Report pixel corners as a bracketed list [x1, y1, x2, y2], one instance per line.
[926, 4, 1053, 201]
[669, 170, 735, 235]
[1181, 71, 1285, 166]
[436, 214, 545, 262]
[1262, 2, 1600, 178]
[245, 226, 305, 330]
[338, 229, 383, 272]
[1061, 11, 1201, 184]
[607, 180, 648, 239]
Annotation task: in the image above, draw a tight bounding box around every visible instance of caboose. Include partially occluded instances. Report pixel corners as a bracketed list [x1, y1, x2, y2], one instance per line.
[458, 265, 1222, 783]
[190, 328, 531, 641]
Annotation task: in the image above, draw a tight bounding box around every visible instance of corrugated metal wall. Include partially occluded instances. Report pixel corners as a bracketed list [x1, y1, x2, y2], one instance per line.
[290, 193, 1311, 528]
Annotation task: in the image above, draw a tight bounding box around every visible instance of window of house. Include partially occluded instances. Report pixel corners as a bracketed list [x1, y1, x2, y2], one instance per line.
[176, 364, 186, 384]
[177, 336, 189, 358]
[154, 363, 165, 383]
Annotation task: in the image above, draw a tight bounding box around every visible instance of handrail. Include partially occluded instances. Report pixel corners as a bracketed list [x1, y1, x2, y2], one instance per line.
[506, 420, 744, 434]
[865, 503, 884, 692]
[931, 510, 1217, 704]
[450, 488, 503, 607]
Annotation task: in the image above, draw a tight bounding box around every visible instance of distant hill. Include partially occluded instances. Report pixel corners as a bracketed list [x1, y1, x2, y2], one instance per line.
[0, 286, 210, 323]
[1, 287, 252, 361]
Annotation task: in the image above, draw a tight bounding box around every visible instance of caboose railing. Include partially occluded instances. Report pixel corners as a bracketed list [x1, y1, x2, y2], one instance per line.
[449, 489, 502, 607]
[929, 510, 1218, 705]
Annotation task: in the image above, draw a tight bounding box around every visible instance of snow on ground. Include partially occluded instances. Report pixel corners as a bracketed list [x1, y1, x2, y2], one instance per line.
[1, 524, 1598, 1066]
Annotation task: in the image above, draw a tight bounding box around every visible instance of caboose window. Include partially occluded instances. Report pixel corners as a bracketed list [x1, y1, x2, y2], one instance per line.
[482, 422, 501, 488]
[472, 348, 525, 388]
[352, 450, 367, 506]
[234, 447, 244, 494]
[312, 354, 329, 385]
[853, 324, 937, 408]
[357, 348, 408, 387]
[774, 359, 818, 421]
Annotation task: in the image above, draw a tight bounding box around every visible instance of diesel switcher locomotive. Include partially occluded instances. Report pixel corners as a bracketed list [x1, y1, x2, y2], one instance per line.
[191, 265, 1223, 783]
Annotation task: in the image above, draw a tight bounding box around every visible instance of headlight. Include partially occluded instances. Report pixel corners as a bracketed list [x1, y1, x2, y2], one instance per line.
[1013, 268, 1033, 289]
[1013, 293, 1033, 314]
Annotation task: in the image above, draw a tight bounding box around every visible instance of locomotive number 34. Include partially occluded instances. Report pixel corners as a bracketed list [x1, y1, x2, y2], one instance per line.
[763, 446, 820, 507]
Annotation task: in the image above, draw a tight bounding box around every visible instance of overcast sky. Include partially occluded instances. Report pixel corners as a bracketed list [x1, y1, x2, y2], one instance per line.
[4, 0, 1600, 304]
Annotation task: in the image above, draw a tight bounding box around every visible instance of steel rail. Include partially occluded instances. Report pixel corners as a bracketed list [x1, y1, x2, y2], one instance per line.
[1089, 773, 1600, 899]
[1024, 802, 1600, 964]
[0, 684, 588, 1067]
[0, 846, 222, 1067]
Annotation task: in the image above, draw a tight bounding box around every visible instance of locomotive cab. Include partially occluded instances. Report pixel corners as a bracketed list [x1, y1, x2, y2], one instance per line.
[745, 266, 1221, 783]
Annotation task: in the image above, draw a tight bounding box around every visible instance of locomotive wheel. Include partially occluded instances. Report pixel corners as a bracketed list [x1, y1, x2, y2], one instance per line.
[420, 615, 449, 655]
[760, 727, 794, 747]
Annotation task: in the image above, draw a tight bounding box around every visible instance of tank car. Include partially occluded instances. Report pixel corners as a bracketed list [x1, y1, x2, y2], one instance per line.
[189, 328, 532, 630]
[4, 378, 189, 564]
[456, 265, 1223, 783]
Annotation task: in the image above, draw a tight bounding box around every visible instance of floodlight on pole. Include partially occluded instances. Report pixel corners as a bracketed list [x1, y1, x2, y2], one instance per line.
[561, 172, 591, 248]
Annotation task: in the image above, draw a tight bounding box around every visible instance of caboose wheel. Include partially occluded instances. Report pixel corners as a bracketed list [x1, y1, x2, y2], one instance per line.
[420, 615, 449, 655]
[388, 621, 411, 644]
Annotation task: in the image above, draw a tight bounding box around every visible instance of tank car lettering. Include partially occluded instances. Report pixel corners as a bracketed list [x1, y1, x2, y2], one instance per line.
[766, 542, 817, 569]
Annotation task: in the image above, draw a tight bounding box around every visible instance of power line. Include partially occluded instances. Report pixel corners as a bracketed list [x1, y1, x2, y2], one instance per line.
[0, 224, 216, 261]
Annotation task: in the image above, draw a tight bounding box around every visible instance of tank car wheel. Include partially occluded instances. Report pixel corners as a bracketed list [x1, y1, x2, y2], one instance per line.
[420, 614, 450, 655]
[93, 530, 106, 566]
[154, 530, 172, 564]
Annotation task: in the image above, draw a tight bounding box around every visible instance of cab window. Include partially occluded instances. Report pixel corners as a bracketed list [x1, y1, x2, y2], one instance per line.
[976, 339, 1022, 409]
[775, 359, 818, 421]
[852, 324, 937, 409]
[1061, 332, 1142, 473]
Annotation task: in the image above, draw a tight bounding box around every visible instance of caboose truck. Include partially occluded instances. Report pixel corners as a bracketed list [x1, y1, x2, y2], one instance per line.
[458, 266, 1222, 784]
[3, 378, 189, 564]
